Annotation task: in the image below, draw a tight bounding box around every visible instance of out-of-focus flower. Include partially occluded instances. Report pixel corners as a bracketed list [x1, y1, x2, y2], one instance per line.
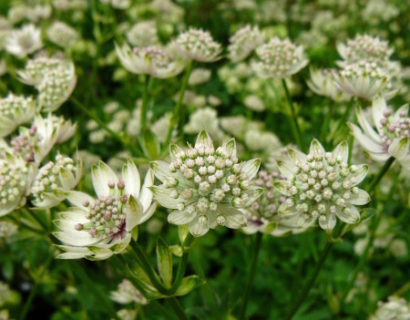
[188, 68, 211, 86]
[126, 21, 159, 48]
[228, 25, 263, 63]
[244, 129, 281, 152]
[151, 113, 171, 143]
[253, 37, 308, 79]
[151, 131, 262, 237]
[349, 98, 409, 166]
[275, 139, 370, 231]
[111, 279, 147, 305]
[362, 0, 399, 25]
[0, 152, 28, 216]
[184, 108, 226, 142]
[243, 95, 265, 112]
[116, 43, 186, 79]
[0, 94, 36, 138]
[101, 0, 130, 9]
[53, 0, 88, 11]
[369, 296, 410, 320]
[54, 161, 155, 259]
[47, 21, 79, 48]
[5, 24, 43, 58]
[0, 60, 6, 76]
[31, 154, 82, 208]
[0, 221, 18, 239]
[307, 69, 349, 101]
[334, 60, 393, 100]
[171, 29, 222, 63]
[0, 282, 20, 308]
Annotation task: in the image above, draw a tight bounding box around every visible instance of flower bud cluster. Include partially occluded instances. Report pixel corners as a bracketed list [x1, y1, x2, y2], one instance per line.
[0, 94, 35, 138]
[369, 296, 410, 320]
[173, 28, 222, 62]
[254, 37, 308, 79]
[10, 125, 38, 163]
[378, 107, 410, 146]
[340, 60, 388, 82]
[47, 21, 79, 47]
[228, 25, 263, 63]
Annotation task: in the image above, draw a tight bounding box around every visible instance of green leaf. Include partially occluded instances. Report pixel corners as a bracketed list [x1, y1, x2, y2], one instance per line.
[178, 225, 189, 244]
[156, 238, 173, 288]
[169, 245, 183, 257]
[174, 275, 203, 297]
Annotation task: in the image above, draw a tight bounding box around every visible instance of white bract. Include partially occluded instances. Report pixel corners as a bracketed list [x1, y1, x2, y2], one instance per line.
[275, 139, 370, 231]
[54, 161, 156, 260]
[253, 37, 308, 79]
[151, 131, 262, 237]
[228, 25, 263, 63]
[115, 43, 186, 79]
[5, 24, 43, 58]
[349, 98, 409, 166]
[0, 94, 36, 138]
[307, 68, 349, 101]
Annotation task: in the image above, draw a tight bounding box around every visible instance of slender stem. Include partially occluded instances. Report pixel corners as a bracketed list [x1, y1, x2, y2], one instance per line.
[170, 234, 194, 292]
[163, 62, 193, 151]
[393, 281, 410, 297]
[167, 297, 188, 320]
[281, 79, 303, 150]
[331, 99, 354, 141]
[140, 76, 153, 133]
[367, 157, 395, 194]
[239, 232, 263, 320]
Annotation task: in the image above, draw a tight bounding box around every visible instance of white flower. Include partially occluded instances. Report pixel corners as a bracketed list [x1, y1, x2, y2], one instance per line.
[126, 21, 159, 48]
[348, 98, 409, 166]
[171, 29, 222, 63]
[307, 68, 349, 101]
[253, 37, 308, 79]
[0, 94, 36, 138]
[0, 221, 18, 239]
[369, 296, 410, 320]
[5, 24, 43, 58]
[188, 68, 211, 86]
[47, 21, 79, 48]
[184, 108, 226, 142]
[115, 43, 186, 79]
[31, 153, 82, 208]
[228, 25, 264, 63]
[54, 161, 156, 260]
[243, 95, 265, 112]
[275, 139, 370, 231]
[151, 131, 262, 237]
[111, 279, 148, 305]
[0, 152, 28, 216]
[244, 129, 281, 152]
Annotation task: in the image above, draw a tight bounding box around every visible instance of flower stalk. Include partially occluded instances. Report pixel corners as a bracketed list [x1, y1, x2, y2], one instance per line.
[140, 75, 153, 133]
[282, 79, 303, 150]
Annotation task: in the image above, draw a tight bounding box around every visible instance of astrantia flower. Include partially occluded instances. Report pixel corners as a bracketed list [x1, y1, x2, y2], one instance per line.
[0, 94, 35, 138]
[171, 29, 222, 63]
[228, 25, 263, 63]
[0, 152, 28, 216]
[253, 37, 308, 79]
[111, 279, 148, 305]
[275, 139, 370, 231]
[115, 43, 186, 79]
[31, 153, 82, 208]
[349, 98, 409, 165]
[47, 21, 79, 48]
[333, 60, 393, 100]
[369, 296, 410, 320]
[54, 161, 155, 260]
[337, 34, 393, 66]
[151, 131, 262, 237]
[5, 24, 43, 58]
[307, 68, 348, 101]
[126, 21, 159, 48]
[18, 56, 62, 86]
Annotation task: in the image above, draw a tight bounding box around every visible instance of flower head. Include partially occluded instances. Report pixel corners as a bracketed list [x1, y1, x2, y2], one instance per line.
[0, 94, 36, 138]
[5, 24, 43, 58]
[47, 21, 79, 48]
[275, 139, 370, 231]
[171, 29, 222, 63]
[253, 37, 308, 79]
[111, 279, 148, 305]
[126, 21, 159, 48]
[31, 153, 82, 208]
[115, 43, 186, 79]
[369, 296, 410, 320]
[54, 161, 155, 260]
[307, 68, 349, 101]
[349, 98, 409, 165]
[151, 131, 262, 237]
[228, 25, 263, 63]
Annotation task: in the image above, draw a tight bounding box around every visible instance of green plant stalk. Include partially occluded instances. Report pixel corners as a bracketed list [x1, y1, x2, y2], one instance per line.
[170, 234, 194, 292]
[140, 76, 153, 133]
[282, 79, 303, 150]
[239, 232, 263, 320]
[330, 98, 354, 142]
[163, 62, 193, 151]
[367, 157, 395, 193]
[167, 297, 188, 320]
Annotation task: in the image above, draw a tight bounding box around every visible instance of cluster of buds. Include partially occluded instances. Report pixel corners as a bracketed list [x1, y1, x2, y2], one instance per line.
[5, 24, 43, 58]
[31, 154, 82, 208]
[47, 21, 79, 48]
[151, 131, 262, 237]
[54, 161, 155, 260]
[0, 94, 35, 138]
[349, 98, 409, 166]
[253, 37, 308, 79]
[171, 28, 222, 63]
[228, 25, 264, 63]
[115, 43, 186, 79]
[110, 279, 148, 305]
[275, 139, 370, 231]
[307, 68, 348, 101]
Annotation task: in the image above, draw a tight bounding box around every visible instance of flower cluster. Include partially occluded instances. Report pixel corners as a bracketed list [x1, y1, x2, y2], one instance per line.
[254, 37, 308, 79]
[349, 98, 409, 166]
[307, 69, 348, 101]
[0, 94, 35, 138]
[369, 296, 410, 320]
[172, 29, 222, 63]
[228, 25, 263, 63]
[5, 24, 42, 58]
[275, 140, 370, 231]
[151, 131, 262, 237]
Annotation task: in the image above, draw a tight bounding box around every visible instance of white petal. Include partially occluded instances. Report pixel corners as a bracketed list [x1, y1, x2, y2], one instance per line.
[139, 169, 154, 211]
[388, 137, 408, 160]
[318, 213, 336, 230]
[371, 97, 386, 127]
[56, 245, 92, 259]
[240, 159, 261, 180]
[350, 189, 371, 205]
[67, 191, 94, 208]
[195, 130, 213, 148]
[333, 141, 349, 164]
[138, 202, 157, 224]
[347, 164, 368, 186]
[288, 147, 306, 164]
[222, 138, 237, 157]
[309, 139, 325, 157]
[91, 161, 118, 197]
[348, 123, 385, 154]
[335, 206, 360, 224]
[122, 160, 141, 198]
[150, 161, 172, 183]
[151, 186, 183, 209]
[168, 210, 196, 225]
[125, 195, 143, 231]
[188, 217, 209, 237]
[356, 108, 381, 143]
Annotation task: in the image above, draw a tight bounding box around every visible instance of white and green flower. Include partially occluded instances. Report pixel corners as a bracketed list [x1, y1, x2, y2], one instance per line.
[111, 279, 148, 305]
[228, 25, 263, 63]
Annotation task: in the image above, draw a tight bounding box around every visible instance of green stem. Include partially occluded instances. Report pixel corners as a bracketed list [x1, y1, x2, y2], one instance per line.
[282, 79, 303, 150]
[367, 157, 395, 194]
[170, 234, 194, 292]
[167, 297, 188, 320]
[163, 62, 193, 152]
[331, 99, 354, 141]
[239, 232, 263, 320]
[393, 281, 410, 297]
[140, 76, 153, 133]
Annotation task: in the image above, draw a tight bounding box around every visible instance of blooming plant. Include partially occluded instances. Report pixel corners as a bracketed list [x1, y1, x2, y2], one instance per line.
[0, 1, 408, 320]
